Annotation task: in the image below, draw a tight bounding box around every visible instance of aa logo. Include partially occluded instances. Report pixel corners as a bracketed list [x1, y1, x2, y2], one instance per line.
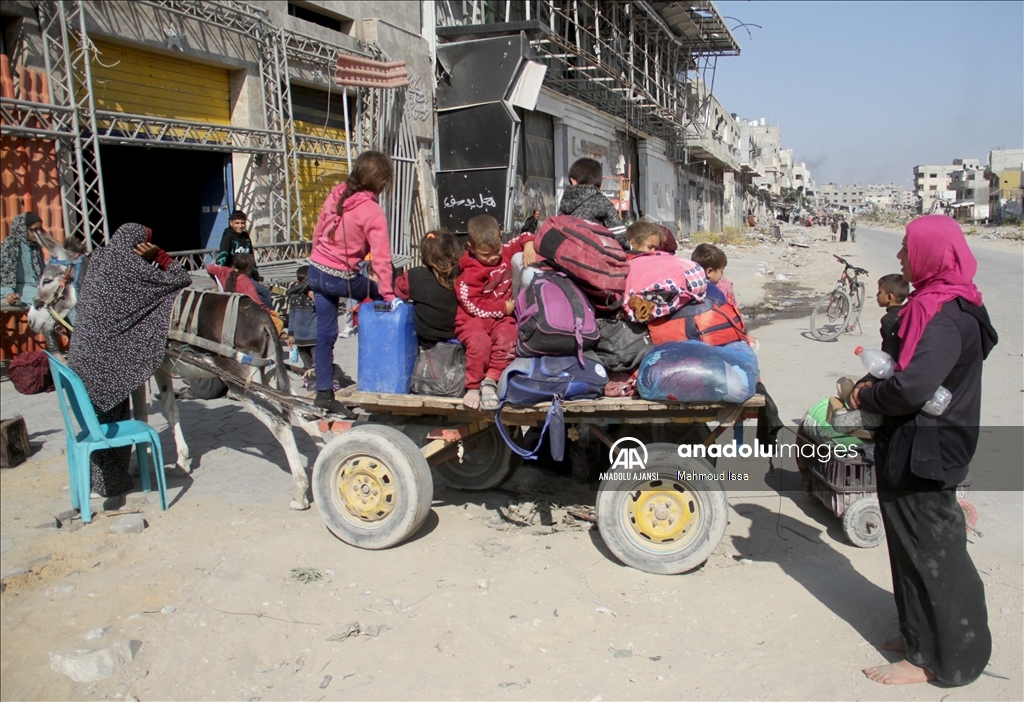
[609, 437, 648, 471]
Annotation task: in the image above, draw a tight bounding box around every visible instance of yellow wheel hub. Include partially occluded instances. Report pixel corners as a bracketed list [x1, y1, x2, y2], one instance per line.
[628, 484, 698, 545]
[336, 456, 396, 522]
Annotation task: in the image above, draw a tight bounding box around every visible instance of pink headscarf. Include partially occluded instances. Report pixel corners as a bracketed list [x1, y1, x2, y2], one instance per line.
[896, 216, 983, 370]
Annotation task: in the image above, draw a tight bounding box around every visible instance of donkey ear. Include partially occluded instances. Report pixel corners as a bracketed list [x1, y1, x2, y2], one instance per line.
[47, 243, 71, 262]
[34, 230, 69, 259]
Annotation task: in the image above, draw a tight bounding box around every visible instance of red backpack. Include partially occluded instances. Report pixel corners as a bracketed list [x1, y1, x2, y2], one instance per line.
[649, 298, 748, 346]
[534, 215, 629, 313]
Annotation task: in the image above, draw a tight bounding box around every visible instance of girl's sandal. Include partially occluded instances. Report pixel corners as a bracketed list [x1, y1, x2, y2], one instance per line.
[480, 380, 500, 411]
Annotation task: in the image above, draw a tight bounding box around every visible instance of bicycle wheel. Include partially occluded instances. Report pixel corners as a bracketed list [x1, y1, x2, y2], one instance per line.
[851, 281, 865, 310]
[810, 289, 851, 341]
[847, 282, 866, 332]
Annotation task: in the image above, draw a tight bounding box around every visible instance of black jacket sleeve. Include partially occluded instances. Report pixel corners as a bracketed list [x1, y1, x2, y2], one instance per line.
[859, 313, 961, 416]
[217, 230, 235, 265]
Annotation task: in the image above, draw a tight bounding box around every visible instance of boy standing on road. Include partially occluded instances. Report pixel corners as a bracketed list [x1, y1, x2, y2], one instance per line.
[876, 273, 908, 358]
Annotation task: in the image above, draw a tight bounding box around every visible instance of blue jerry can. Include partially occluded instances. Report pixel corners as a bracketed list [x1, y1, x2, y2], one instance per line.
[357, 301, 418, 394]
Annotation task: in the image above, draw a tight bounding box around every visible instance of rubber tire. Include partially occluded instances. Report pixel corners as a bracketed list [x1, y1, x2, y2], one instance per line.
[810, 289, 851, 341]
[312, 424, 433, 550]
[570, 430, 605, 483]
[842, 497, 885, 548]
[852, 282, 865, 312]
[596, 445, 729, 575]
[434, 426, 513, 491]
[617, 424, 717, 467]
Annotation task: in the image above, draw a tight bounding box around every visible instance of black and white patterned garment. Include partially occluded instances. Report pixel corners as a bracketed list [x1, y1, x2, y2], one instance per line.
[0, 213, 44, 295]
[68, 223, 190, 496]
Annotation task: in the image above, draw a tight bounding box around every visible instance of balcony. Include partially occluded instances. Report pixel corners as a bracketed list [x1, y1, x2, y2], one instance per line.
[684, 124, 740, 171]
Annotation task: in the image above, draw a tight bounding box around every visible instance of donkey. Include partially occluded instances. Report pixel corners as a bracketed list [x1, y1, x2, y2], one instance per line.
[27, 240, 80, 349]
[153, 290, 325, 511]
[30, 277, 326, 511]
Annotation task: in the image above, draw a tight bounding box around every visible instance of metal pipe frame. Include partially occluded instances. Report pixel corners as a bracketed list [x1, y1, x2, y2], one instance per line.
[30, 0, 420, 256]
[94, 111, 284, 154]
[435, 0, 736, 147]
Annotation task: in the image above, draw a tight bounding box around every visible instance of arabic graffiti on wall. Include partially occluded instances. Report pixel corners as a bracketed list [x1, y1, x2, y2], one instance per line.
[443, 192, 497, 210]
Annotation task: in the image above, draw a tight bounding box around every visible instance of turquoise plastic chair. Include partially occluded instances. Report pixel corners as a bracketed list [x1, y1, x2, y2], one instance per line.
[45, 352, 168, 523]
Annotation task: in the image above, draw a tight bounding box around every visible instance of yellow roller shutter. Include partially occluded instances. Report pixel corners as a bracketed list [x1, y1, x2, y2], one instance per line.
[295, 121, 351, 238]
[89, 39, 230, 124]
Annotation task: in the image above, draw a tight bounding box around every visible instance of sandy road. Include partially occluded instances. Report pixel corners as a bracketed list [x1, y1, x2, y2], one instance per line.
[1, 225, 1021, 701]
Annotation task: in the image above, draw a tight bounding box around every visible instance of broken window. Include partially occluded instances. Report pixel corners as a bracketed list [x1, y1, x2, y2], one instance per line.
[287, 2, 353, 33]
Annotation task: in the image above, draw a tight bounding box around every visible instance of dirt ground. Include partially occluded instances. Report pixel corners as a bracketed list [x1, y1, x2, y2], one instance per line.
[1, 223, 1021, 701]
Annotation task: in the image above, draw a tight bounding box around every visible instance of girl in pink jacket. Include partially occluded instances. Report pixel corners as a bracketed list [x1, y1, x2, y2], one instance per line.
[307, 150, 394, 412]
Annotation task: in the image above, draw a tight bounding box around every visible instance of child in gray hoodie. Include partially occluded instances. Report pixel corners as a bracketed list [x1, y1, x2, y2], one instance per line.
[558, 157, 628, 247]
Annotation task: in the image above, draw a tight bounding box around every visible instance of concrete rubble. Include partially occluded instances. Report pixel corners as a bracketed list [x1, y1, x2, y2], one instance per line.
[48, 640, 142, 683]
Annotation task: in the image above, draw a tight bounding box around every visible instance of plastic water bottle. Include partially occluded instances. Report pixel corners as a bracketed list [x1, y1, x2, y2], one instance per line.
[921, 386, 952, 416]
[854, 346, 894, 379]
[853, 346, 951, 415]
[288, 345, 299, 364]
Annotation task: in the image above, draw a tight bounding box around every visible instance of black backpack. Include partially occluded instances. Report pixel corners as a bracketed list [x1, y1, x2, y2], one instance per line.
[590, 318, 653, 371]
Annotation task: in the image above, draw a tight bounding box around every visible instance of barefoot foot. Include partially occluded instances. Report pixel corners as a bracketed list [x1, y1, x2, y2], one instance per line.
[463, 389, 481, 410]
[863, 660, 935, 685]
[879, 637, 904, 653]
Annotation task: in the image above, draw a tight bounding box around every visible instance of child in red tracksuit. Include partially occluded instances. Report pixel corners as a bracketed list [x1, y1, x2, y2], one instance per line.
[455, 214, 536, 410]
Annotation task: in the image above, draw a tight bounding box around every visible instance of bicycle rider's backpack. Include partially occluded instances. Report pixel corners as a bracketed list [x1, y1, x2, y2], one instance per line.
[515, 271, 599, 364]
[648, 298, 748, 346]
[534, 215, 629, 313]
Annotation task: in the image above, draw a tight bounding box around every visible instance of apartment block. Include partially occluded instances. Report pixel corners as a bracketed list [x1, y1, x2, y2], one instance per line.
[986, 149, 1024, 221]
[913, 164, 958, 214]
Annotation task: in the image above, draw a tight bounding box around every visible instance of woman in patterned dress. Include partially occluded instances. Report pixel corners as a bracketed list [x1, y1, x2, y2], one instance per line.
[67, 223, 190, 497]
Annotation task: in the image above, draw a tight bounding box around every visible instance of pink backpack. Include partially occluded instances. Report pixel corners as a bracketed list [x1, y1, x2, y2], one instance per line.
[534, 215, 629, 313]
[624, 252, 707, 322]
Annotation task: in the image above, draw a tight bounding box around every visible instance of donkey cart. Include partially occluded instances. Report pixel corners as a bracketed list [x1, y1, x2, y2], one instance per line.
[310, 392, 765, 575]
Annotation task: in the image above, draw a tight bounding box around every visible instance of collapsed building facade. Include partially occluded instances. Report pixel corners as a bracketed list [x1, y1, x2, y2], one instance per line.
[2, 0, 749, 265]
[433, 0, 744, 237]
[1, 0, 433, 264]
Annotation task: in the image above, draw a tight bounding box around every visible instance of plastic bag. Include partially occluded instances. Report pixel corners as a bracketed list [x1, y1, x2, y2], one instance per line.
[801, 397, 865, 447]
[636, 341, 759, 403]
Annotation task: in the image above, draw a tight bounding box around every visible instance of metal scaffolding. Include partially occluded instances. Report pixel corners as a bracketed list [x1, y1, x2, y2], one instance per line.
[11, 0, 417, 256]
[436, 0, 739, 154]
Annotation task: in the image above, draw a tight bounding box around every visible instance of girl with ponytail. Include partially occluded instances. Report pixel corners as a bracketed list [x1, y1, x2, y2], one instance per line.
[393, 229, 461, 347]
[307, 150, 395, 412]
[205, 252, 285, 335]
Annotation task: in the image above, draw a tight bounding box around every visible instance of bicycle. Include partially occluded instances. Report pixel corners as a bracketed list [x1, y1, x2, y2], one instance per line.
[810, 254, 868, 341]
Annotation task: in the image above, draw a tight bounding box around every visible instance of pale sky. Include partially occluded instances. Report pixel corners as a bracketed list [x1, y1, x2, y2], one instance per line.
[712, 1, 1024, 189]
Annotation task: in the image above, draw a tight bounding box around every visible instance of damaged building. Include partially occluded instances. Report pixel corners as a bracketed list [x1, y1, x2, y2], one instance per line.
[432, 0, 743, 238]
[2, 0, 753, 262]
[1, 0, 433, 261]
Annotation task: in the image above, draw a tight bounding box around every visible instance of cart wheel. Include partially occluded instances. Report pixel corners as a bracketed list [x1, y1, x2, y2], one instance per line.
[312, 425, 433, 550]
[842, 497, 885, 548]
[570, 426, 606, 483]
[596, 445, 729, 575]
[434, 426, 512, 491]
[958, 498, 978, 531]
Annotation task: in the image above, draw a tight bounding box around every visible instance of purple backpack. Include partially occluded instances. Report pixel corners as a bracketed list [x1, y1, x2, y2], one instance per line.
[515, 271, 598, 364]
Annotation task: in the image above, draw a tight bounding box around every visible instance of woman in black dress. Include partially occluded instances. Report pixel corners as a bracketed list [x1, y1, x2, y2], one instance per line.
[67, 223, 190, 497]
